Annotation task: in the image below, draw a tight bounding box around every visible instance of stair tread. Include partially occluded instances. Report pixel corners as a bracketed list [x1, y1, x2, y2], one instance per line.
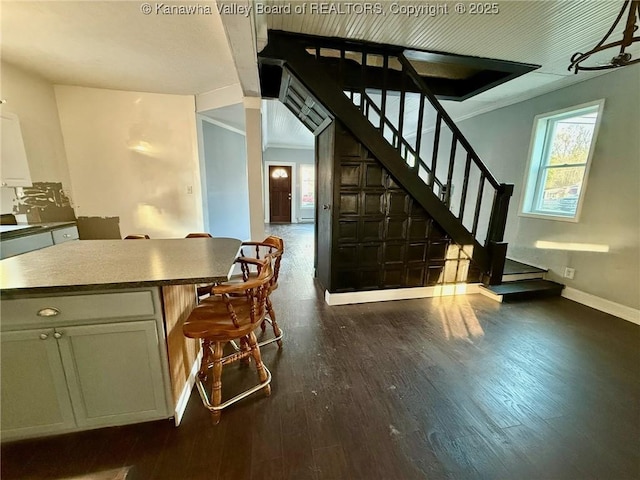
[504, 259, 547, 275]
[482, 279, 564, 295]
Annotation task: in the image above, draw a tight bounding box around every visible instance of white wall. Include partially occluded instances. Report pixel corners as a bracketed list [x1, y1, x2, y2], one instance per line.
[200, 119, 250, 240]
[55, 85, 204, 239]
[0, 62, 72, 213]
[455, 65, 640, 309]
[263, 146, 315, 223]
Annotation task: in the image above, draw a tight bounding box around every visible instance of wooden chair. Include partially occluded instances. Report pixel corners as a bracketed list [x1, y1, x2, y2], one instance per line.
[124, 234, 150, 239]
[185, 233, 214, 300]
[183, 257, 273, 424]
[185, 232, 213, 238]
[239, 236, 284, 348]
[203, 236, 284, 348]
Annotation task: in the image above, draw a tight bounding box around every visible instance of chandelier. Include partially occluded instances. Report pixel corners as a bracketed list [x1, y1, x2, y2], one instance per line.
[569, 0, 640, 73]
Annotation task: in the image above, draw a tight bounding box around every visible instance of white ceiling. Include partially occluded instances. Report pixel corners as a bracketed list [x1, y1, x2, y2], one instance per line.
[258, 0, 639, 146]
[1, 1, 636, 150]
[263, 99, 315, 149]
[0, 1, 240, 95]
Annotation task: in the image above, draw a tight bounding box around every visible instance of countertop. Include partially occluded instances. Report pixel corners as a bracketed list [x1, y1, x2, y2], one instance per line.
[0, 237, 242, 296]
[0, 222, 77, 240]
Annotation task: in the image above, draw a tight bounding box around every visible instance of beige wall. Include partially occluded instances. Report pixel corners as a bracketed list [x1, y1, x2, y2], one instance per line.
[0, 62, 73, 204]
[244, 101, 265, 241]
[456, 65, 640, 309]
[55, 85, 204, 238]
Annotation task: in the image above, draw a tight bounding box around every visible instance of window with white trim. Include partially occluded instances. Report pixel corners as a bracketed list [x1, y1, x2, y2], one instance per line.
[520, 100, 604, 221]
[299, 164, 315, 208]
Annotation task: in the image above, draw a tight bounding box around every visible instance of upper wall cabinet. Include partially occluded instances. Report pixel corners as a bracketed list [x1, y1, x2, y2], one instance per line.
[1, 111, 33, 187]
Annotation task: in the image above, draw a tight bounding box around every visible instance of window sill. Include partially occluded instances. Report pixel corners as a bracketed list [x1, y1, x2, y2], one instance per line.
[518, 211, 580, 223]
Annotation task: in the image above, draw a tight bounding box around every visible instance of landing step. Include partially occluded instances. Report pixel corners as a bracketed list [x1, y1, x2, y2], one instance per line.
[479, 279, 564, 303]
[502, 259, 547, 282]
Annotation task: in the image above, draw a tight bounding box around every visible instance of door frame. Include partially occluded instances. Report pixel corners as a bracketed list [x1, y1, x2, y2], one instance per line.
[264, 161, 297, 223]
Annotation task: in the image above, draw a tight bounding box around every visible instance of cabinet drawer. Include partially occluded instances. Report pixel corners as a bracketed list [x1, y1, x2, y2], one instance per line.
[0, 231, 54, 259]
[1, 290, 157, 329]
[52, 226, 79, 244]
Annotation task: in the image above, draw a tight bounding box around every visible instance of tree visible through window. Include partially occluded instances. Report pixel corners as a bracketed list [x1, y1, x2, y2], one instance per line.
[521, 100, 604, 221]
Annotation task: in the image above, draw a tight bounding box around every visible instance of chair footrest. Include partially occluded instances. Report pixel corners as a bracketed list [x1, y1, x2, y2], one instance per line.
[194, 365, 272, 412]
[226, 320, 283, 357]
[258, 318, 284, 348]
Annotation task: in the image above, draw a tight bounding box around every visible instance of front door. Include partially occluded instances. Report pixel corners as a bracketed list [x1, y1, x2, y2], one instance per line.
[269, 166, 292, 223]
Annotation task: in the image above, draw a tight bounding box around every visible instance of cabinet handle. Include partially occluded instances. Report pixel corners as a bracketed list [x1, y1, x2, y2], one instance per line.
[53, 332, 63, 339]
[37, 307, 60, 317]
[39, 333, 49, 340]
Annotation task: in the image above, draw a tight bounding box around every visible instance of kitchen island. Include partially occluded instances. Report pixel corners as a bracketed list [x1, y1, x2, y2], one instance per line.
[0, 238, 241, 441]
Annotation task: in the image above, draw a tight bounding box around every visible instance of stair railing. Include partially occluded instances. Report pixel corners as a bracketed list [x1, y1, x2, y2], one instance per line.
[281, 40, 514, 283]
[314, 47, 513, 265]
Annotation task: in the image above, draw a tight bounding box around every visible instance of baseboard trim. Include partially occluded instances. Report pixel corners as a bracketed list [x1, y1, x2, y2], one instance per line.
[325, 283, 481, 306]
[478, 286, 504, 303]
[561, 287, 640, 325]
[174, 348, 203, 426]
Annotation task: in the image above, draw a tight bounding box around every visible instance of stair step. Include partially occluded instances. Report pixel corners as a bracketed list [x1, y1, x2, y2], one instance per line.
[480, 279, 564, 303]
[502, 259, 547, 282]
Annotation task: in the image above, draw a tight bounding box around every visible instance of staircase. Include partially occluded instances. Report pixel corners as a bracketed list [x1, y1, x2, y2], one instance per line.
[260, 32, 525, 286]
[480, 259, 564, 302]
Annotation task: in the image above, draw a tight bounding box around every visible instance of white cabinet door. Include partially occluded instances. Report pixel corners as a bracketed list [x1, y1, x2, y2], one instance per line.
[0, 329, 76, 440]
[0, 112, 32, 187]
[56, 320, 169, 428]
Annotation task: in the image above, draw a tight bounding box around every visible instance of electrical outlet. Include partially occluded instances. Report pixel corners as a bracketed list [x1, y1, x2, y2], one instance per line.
[564, 267, 575, 279]
[186, 185, 193, 195]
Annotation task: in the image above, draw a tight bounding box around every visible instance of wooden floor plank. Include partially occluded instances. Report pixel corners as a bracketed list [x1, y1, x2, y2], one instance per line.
[2, 223, 638, 480]
[312, 445, 348, 480]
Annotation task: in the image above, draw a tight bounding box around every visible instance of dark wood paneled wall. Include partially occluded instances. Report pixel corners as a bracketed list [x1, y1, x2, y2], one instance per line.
[315, 123, 336, 291]
[317, 121, 481, 293]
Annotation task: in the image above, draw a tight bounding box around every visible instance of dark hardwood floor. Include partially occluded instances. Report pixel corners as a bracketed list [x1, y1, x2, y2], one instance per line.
[2, 223, 639, 479]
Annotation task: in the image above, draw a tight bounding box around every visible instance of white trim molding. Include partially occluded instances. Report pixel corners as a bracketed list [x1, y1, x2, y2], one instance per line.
[325, 283, 481, 306]
[199, 115, 246, 136]
[478, 286, 504, 303]
[264, 142, 315, 151]
[196, 84, 243, 112]
[561, 287, 640, 325]
[173, 347, 203, 426]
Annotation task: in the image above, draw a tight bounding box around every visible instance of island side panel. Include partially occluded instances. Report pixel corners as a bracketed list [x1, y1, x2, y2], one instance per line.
[161, 284, 199, 421]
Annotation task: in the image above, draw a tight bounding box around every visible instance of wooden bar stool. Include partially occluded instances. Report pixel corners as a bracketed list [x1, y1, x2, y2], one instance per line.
[240, 236, 284, 348]
[203, 236, 284, 348]
[185, 233, 214, 300]
[183, 257, 273, 424]
[124, 234, 150, 239]
[185, 232, 213, 238]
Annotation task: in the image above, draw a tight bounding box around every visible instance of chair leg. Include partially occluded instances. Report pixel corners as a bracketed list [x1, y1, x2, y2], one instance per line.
[267, 298, 283, 348]
[239, 336, 251, 365]
[211, 341, 224, 425]
[198, 340, 212, 381]
[248, 331, 271, 397]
